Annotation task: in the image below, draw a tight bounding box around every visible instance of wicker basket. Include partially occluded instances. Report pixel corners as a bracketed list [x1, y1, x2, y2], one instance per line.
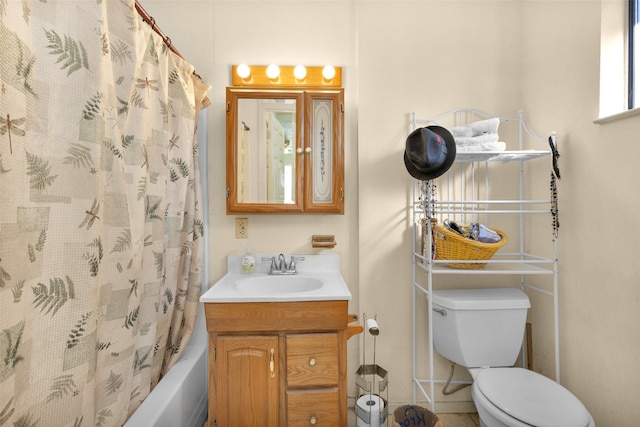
[432, 223, 508, 269]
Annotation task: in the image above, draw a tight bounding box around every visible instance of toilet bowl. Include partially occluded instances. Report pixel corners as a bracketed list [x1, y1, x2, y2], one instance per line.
[429, 288, 595, 427]
[469, 367, 595, 427]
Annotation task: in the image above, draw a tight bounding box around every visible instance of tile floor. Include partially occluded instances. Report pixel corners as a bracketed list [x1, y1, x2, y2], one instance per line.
[348, 409, 480, 427]
[433, 413, 480, 427]
[203, 408, 481, 427]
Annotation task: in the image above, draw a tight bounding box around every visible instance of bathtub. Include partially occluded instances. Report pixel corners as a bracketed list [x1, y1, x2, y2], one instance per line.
[123, 303, 208, 427]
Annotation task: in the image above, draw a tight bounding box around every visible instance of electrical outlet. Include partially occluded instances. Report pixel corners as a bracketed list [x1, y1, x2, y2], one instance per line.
[236, 218, 248, 239]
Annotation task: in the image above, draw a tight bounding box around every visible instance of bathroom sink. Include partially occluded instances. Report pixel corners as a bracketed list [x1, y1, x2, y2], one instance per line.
[200, 253, 352, 303]
[236, 275, 324, 295]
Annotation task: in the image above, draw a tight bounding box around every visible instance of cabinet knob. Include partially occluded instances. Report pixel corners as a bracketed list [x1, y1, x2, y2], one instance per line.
[309, 416, 317, 425]
[296, 147, 304, 154]
[308, 357, 317, 367]
[304, 147, 312, 154]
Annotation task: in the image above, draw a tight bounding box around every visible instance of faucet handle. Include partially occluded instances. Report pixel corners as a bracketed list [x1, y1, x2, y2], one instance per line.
[288, 256, 305, 270]
[261, 256, 278, 271]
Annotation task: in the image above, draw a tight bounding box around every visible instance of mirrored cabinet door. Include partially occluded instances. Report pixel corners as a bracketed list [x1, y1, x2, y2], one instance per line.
[226, 88, 305, 213]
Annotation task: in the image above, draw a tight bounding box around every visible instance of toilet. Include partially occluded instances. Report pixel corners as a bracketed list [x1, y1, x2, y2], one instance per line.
[430, 288, 595, 427]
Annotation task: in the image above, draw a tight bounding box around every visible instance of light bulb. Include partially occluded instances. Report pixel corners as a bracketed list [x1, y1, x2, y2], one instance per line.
[236, 64, 251, 79]
[266, 64, 280, 79]
[294, 65, 307, 80]
[322, 65, 336, 80]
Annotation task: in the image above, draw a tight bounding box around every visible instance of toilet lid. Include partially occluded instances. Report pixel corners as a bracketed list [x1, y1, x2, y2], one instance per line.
[476, 368, 590, 427]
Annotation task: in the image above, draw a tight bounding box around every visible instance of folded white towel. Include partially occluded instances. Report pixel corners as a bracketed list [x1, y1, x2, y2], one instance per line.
[455, 134, 499, 146]
[450, 117, 500, 137]
[449, 126, 473, 138]
[456, 141, 506, 152]
[467, 117, 500, 135]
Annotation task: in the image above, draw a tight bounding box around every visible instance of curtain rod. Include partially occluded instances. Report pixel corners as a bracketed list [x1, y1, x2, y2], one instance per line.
[134, 0, 202, 80]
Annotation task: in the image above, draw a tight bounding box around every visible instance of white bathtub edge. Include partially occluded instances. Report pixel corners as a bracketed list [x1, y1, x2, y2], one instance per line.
[123, 308, 208, 427]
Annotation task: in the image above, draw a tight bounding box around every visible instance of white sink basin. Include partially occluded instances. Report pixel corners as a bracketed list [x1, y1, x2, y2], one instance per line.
[200, 254, 352, 303]
[236, 275, 324, 295]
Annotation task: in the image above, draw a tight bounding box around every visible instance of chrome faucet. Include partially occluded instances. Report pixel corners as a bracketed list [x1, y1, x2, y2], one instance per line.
[261, 254, 305, 275]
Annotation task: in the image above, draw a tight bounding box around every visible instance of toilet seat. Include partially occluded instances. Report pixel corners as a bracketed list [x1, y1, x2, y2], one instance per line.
[475, 368, 591, 427]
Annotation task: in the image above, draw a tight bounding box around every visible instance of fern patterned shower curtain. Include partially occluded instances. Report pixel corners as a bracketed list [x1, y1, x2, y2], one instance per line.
[0, 1, 210, 426]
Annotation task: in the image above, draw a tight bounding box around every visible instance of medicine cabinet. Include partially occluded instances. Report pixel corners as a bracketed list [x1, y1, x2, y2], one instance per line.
[226, 87, 344, 214]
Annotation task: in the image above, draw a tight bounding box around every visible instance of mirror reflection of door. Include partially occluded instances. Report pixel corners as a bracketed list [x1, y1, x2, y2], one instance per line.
[265, 113, 285, 202]
[237, 121, 251, 203]
[237, 98, 296, 204]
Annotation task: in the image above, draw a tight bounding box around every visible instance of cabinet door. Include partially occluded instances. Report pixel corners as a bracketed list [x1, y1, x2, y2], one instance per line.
[304, 90, 344, 213]
[214, 335, 279, 426]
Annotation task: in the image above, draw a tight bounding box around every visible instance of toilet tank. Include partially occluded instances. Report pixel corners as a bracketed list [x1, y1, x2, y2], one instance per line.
[429, 288, 530, 368]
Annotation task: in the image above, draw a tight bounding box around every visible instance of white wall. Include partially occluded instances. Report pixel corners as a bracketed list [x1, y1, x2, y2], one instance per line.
[143, 0, 640, 424]
[522, 1, 640, 424]
[356, 0, 524, 413]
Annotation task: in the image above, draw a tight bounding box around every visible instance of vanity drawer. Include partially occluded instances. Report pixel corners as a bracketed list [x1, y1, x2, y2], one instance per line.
[286, 333, 339, 387]
[287, 389, 339, 426]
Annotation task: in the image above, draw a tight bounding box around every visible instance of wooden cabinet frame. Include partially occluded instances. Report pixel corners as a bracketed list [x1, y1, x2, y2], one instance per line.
[226, 88, 344, 214]
[205, 301, 358, 427]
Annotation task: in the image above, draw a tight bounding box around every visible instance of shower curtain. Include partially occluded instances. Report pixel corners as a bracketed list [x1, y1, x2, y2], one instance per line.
[0, 1, 210, 426]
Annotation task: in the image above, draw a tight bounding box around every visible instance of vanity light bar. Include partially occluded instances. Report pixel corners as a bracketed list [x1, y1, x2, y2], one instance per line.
[232, 65, 342, 87]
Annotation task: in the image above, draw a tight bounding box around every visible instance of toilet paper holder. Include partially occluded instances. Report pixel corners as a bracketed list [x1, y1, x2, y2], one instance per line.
[355, 364, 388, 394]
[355, 313, 389, 426]
[356, 393, 387, 427]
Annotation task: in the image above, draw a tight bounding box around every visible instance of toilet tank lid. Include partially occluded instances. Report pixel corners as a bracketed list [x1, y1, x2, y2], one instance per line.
[430, 288, 531, 310]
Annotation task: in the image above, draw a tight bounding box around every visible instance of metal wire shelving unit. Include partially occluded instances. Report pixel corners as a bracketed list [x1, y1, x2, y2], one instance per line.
[410, 107, 560, 412]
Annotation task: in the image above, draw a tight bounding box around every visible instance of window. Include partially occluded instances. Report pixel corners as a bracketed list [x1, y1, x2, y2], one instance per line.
[596, 0, 640, 121]
[629, 0, 639, 109]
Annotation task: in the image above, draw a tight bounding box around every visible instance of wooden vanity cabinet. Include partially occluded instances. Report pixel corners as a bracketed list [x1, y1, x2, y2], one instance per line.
[204, 300, 358, 427]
